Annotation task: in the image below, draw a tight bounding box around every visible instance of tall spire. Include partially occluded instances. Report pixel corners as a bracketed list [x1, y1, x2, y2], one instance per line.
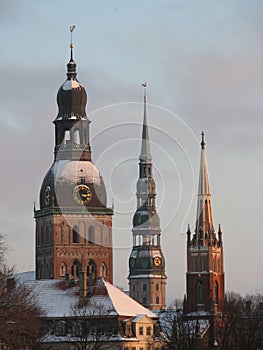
[139, 83, 152, 163]
[128, 83, 166, 311]
[195, 131, 214, 240]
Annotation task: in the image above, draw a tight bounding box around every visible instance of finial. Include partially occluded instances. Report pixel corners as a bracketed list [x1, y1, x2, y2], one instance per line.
[141, 82, 147, 103]
[69, 25, 76, 60]
[201, 131, 206, 149]
[218, 224, 222, 233]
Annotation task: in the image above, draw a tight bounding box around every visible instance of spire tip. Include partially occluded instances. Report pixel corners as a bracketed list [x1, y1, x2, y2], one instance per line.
[201, 131, 206, 149]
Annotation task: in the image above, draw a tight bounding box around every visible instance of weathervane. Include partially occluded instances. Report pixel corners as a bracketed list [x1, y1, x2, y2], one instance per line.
[70, 25, 76, 49]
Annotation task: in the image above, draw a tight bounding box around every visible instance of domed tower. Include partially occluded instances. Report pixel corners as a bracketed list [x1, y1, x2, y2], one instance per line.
[34, 32, 113, 283]
[128, 85, 166, 310]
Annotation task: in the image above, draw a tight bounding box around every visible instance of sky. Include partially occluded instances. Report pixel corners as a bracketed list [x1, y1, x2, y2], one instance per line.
[0, 0, 262, 304]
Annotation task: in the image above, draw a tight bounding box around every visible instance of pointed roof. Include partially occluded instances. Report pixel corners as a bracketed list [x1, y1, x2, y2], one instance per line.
[139, 84, 152, 162]
[198, 131, 211, 196]
[96, 279, 157, 318]
[195, 132, 214, 236]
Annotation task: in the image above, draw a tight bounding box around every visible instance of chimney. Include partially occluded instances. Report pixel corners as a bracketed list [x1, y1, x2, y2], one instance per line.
[7, 277, 16, 291]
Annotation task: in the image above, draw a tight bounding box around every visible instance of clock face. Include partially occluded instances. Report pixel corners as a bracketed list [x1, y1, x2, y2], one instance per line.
[73, 185, 92, 205]
[154, 256, 162, 266]
[44, 186, 51, 206]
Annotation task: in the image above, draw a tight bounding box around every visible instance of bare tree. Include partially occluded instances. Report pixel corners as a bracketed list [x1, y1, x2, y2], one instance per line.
[0, 233, 46, 349]
[71, 298, 121, 350]
[160, 300, 196, 350]
[217, 292, 263, 350]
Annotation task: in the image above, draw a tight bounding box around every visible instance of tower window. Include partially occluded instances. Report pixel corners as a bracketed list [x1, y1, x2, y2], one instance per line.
[156, 296, 159, 304]
[193, 257, 198, 272]
[215, 282, 219, 304]
[74, 129, 80, 145]
[202, 259, 207, 271]
[73, 225, 79, 243]
[143, 297, 147, 304]
[63, 130, 70, 146]
[132, 284, 136, 292]
[88, 226, 95, 244]
[156, 284, 159, 291]
[143, 283, 147, 291]
[197, 281, 204, 305]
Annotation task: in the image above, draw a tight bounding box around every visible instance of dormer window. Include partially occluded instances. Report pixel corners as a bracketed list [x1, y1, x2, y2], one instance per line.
[55, 320, 66, 336]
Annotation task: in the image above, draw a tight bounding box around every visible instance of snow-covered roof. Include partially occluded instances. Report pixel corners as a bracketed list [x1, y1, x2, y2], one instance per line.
[96, 279, 157, 318]
[25, 278, 157, 320]
[25, 280, 79, 318]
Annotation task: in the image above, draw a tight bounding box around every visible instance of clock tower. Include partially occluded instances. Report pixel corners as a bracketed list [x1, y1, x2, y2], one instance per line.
[128, 86, 166, 310]
[34, 36, 113, 283]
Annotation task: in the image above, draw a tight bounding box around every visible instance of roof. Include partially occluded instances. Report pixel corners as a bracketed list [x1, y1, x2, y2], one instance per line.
[95, 279, 157, 318]
[25, 278, 157, 319]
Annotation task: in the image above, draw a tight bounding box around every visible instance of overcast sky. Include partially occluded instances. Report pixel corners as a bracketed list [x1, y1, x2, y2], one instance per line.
[0, 0, 262, 304]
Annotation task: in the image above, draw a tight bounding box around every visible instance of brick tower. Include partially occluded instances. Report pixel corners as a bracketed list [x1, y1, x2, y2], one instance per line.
[185, 132, 224, 313]
[128, 85, 166, 310]
[34, 34, 113, 283]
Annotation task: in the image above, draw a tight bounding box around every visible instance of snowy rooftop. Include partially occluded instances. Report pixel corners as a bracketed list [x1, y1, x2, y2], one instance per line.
[25, 278, 157, 319]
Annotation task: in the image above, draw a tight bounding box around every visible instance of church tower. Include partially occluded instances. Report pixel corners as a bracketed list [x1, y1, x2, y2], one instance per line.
[34, 31, 113, 283]
[185, 132, 224, 313]
[128, 85, 166, 311]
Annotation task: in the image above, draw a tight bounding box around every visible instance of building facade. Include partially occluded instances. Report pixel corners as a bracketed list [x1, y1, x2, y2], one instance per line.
[34, 43, 113, 283]
[128, 88, 166, 311]
[185, 132, 225, 313]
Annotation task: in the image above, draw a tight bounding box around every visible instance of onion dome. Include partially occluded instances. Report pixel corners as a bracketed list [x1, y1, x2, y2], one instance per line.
[40, 160, 107, 209]
[55, 49, 88, 121]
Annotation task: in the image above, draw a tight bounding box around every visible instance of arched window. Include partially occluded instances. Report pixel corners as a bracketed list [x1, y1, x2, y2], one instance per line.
[88, 226, 95, 244]
[59, 262, 67, 277]
[197, 281, 204, 305]
[156, 284, 159, 291]
[63, 130, 70, 146]
[71, 259, 81, 278]
[143, 283, 147, 291]
[215, 282, 219, 305]
[87, 260, 97, 281]
[74, 129, 80, 145]
[156, 296, 160, 304]
[73, 225, 79, 243]
[100, 262, 108, 278]
[213, 259, 216, 271]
